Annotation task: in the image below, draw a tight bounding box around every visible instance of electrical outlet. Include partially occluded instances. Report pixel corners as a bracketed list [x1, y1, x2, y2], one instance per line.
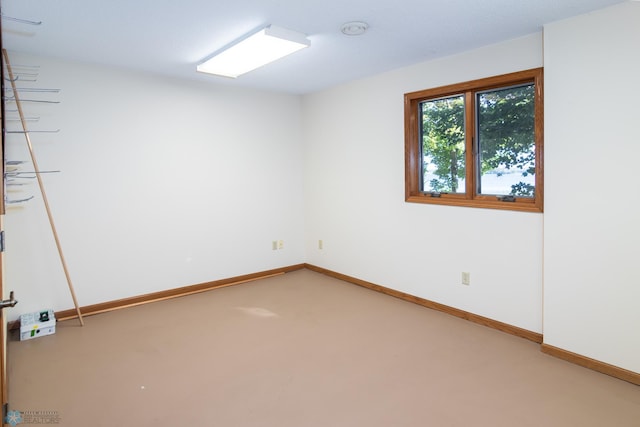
[278, 240, 284, 250]
[272, 241, 278, 251]
[461, 272, 470, 286]
[318, 239, 323, 250]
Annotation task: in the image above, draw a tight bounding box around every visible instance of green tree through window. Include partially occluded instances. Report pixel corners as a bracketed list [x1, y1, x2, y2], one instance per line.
[404, 68, 543, 212]
[421, 95, 466, 193]
[477, 84, 535, 197]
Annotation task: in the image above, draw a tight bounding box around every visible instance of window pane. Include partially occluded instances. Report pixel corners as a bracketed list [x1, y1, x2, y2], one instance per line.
[420, 95, 466, 194]
[477, 84, 535, 197]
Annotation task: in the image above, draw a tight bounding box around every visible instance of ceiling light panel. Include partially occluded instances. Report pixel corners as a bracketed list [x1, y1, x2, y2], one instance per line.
[197, 25, 310, 78]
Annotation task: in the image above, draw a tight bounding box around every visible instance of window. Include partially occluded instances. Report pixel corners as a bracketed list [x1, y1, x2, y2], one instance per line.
[404, 68, 543, 212]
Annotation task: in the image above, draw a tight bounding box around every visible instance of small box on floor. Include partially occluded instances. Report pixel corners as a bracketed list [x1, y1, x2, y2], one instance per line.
[20, 310, 56, 341]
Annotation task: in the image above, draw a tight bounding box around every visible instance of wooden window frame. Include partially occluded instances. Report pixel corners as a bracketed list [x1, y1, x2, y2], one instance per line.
[404, 68, 544, 212]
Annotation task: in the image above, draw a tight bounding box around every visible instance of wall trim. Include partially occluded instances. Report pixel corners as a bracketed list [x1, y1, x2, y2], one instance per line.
[9, 262, 637, 385]
[305, 264, 639, 384]
[305, 263, 543, 344]
[541, 343, 640, 385]
[8, 264, 306, 329]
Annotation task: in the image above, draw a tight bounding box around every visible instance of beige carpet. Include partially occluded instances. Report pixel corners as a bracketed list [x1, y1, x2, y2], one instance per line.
[7, 269, 640, 426]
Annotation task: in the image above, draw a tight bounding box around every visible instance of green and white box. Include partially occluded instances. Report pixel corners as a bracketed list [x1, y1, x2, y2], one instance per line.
[20, 310, 56, 341]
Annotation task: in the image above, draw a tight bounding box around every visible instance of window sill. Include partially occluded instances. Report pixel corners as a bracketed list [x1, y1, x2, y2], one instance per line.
[405, 194, 543, 213]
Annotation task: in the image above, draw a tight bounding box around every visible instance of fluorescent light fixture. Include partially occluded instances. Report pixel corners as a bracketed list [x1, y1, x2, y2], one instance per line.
[197, 25, 310, 78]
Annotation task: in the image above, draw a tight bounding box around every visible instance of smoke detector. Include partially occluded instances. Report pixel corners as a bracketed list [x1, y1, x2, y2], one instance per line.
[340, 21, 369, 36]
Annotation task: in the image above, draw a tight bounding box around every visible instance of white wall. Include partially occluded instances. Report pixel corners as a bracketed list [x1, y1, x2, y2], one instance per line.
[543, 2, 640, 373]
[3, 52, 306, 320]
[6, 2, 637, 375]
[303, 34, 544, 333]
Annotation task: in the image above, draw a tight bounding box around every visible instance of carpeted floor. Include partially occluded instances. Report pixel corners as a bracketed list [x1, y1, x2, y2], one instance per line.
[7, 269, 640, 426]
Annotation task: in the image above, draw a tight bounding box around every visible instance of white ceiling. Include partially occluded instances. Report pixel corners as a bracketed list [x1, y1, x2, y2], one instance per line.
[1, 0, 627, 94]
